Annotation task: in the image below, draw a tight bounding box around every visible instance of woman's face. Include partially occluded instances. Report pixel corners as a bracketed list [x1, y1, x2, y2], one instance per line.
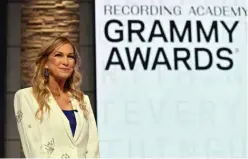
[46, 43, 76, 81]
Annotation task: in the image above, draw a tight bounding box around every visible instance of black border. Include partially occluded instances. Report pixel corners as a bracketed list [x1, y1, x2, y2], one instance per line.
[92, 0, 98, 124]
[0, 0, 7, 157]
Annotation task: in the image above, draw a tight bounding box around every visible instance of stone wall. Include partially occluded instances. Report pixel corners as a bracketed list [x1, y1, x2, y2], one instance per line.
[21, 0, 80, 86]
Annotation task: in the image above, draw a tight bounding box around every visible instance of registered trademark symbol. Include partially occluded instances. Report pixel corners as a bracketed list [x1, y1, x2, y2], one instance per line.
[235, 48, 239, 52]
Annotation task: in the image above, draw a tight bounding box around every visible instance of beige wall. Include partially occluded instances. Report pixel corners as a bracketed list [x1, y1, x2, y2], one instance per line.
[6, 0, 95, 157]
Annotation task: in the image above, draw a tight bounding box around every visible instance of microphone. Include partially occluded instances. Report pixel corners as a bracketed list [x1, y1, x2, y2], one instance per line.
[73, 109, 78, 113]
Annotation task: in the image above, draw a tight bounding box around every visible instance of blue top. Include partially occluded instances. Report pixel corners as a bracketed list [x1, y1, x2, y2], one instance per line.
[62, 110, 77, 136]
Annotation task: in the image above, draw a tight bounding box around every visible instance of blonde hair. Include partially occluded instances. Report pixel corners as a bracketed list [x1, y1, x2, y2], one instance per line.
[31, 36, 88, 121]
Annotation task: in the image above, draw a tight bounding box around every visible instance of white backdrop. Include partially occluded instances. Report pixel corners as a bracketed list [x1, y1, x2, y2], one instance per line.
[94, 0, 248, 157]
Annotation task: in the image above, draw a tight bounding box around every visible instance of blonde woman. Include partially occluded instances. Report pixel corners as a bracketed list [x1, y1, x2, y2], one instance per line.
[14, 37, 99, 158]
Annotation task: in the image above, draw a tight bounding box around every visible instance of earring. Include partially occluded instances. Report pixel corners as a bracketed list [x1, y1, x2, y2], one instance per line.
[44, 68, 50, 78]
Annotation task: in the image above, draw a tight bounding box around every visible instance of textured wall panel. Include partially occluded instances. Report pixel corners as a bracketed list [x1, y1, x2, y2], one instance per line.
[21, 0, 80, 87]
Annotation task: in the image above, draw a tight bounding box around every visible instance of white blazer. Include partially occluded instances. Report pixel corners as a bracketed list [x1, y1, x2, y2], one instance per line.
[14, 87, 100, 158]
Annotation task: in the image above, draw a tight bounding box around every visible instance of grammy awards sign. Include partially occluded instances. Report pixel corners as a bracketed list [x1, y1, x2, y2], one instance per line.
[95, 0, 247, 157]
